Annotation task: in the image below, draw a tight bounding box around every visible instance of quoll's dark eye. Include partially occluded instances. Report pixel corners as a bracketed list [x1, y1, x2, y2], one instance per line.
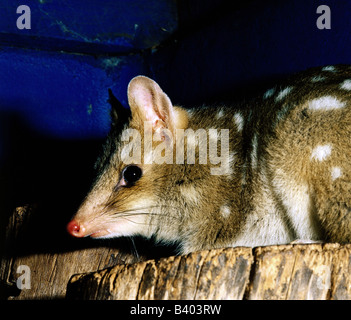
[122, 165, 143, 186]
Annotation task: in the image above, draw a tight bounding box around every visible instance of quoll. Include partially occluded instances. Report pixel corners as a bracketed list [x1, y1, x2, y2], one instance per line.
[67, 64, 351, 254]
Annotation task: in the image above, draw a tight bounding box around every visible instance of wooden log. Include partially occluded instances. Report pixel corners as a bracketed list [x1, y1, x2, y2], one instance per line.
[67, 243, 351, 300]
[245, 244, 339, 299]
[66, 247, 253, 300]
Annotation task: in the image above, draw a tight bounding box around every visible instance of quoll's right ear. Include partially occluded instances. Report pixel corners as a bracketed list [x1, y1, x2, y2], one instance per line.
[127, 76, 188, 135]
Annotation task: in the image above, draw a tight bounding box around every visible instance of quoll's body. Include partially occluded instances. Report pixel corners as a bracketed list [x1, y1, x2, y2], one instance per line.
[67, 65, 351, 254]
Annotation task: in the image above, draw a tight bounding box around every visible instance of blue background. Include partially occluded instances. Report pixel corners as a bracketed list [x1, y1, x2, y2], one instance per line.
[1, 0, 351, 254]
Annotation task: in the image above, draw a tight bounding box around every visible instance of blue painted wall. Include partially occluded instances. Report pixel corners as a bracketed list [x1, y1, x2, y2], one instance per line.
[0, 48, 145, 139]
[1, 0, 351, 252]
[0, 0, 177, 54]
[0, 0, 177, 140]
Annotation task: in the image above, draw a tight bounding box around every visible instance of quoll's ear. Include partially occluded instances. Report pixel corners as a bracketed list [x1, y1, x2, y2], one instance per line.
[108, 89, 131, 128]
[127, 76, 180, 135]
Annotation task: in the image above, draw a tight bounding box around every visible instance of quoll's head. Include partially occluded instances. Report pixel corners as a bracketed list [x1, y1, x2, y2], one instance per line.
[66, 76, 191, 242]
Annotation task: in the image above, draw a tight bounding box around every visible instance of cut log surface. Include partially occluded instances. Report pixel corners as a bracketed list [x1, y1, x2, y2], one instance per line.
[3, 205, 351, 300]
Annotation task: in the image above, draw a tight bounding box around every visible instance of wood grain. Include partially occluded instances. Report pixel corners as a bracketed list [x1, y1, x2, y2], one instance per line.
[66, 247, 253, 300]
[67, 243, 351, 300]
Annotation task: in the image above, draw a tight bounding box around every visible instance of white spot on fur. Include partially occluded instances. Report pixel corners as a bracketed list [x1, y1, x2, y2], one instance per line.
[340, 79, 351, 91]
[311, 75, 326, 82]
[216, 109, 224, 119]
[331, 167, 342, 181]
[263, 87, 276, 99]
[311, 144, 332, 161]
[187, 109, 196, 118]
[308, 96, 345, 111]
[233, 112, 244, 131]
[275, 87, 293, 102]
[220, 205, 231, 218]
[322, 65, 336, 72]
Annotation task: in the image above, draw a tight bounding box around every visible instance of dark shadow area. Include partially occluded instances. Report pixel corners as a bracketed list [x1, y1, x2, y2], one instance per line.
[176, 0, 259, 39]
[0, 111, 102, 251]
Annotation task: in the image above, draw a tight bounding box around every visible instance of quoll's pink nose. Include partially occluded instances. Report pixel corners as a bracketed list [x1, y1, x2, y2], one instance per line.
[67, 220, 86, 238]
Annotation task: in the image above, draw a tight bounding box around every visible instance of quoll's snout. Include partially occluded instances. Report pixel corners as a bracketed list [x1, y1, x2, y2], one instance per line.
[67, 220, 86, 238]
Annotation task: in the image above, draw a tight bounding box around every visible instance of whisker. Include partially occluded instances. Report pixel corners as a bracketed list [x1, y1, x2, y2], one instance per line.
[109, 212, 182, 224]
[111, 205, 183, 220]
[117, 216, 151, 225]
[118, 205, 181, 214]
